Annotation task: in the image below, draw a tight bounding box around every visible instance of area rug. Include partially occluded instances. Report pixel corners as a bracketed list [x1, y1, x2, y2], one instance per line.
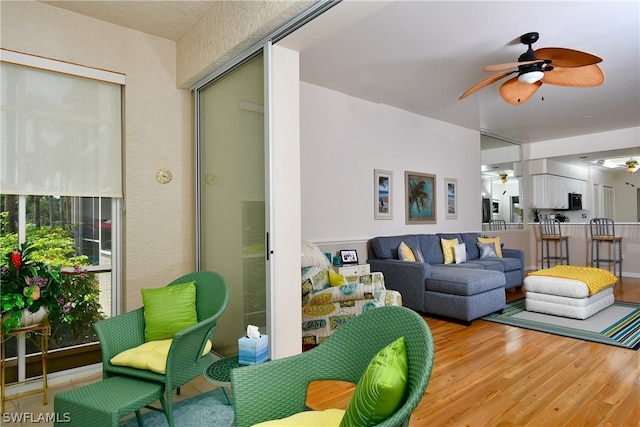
[481, 298, 640, 350]
[119, 388, 234, 426]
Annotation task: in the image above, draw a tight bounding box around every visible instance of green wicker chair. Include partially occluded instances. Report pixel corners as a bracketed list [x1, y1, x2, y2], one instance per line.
[230, 305, 434, 427]
[93, 271, 229, 427]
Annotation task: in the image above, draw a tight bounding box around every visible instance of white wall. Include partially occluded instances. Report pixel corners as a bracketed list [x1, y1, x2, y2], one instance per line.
[269, 45, 302, 358]
[612, 170, 640, 222]
[300, 82, 481, 245]
[525, 127, 639, 161]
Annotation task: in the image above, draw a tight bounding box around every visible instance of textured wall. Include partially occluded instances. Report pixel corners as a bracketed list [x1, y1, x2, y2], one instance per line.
[1, 1, 194, 311]
[176, 0, 313, 88]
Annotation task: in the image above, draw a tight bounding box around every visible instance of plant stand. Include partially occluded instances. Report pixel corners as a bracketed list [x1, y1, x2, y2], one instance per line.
[1, 319, 51, 414]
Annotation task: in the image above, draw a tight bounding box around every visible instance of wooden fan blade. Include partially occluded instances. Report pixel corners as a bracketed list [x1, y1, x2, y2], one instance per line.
[459, 71, 515, 100]
[534, 47, 602, 67]
[499, 77, 542, 105]
[542, 64, 605, 87]
[483, 60, 543, 72]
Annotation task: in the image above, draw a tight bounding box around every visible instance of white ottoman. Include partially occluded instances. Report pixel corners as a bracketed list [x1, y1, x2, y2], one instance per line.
[523, 274, 615, 320]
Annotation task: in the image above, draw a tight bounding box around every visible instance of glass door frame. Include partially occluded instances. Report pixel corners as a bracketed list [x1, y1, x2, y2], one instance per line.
[193, 43, 274, 350]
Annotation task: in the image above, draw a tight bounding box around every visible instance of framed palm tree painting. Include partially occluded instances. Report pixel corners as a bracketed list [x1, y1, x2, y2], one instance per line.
[405, 171, 436, 224]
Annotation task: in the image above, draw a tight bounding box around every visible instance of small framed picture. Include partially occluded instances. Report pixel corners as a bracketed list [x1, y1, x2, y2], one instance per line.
[444, 177, 457, 219]
[492, 201, 500, 214]
[340, 249, 358, 265]
[374, 169, 392, 220]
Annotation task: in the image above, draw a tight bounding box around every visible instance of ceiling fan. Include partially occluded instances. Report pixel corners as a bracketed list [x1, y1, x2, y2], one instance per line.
[459, 32, 605, 105]
[625, 158, 638, 173]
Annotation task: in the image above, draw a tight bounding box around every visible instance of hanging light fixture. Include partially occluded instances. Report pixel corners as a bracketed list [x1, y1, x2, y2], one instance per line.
[518, 70, 545, 84]
[499, 173, 508, 183]
[626, 158, 638, 173]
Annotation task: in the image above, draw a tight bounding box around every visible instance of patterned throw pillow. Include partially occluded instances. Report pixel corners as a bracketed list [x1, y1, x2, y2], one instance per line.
[397, 241, 416, 262]
[440, 238, 459, 264]
[339, 337, 408, 427]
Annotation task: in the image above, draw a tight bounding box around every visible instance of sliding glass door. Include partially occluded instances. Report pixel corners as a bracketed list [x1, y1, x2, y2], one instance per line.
[197, 54, 267, 356]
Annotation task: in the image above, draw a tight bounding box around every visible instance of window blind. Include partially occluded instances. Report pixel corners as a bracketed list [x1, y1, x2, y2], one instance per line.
[1, 54, 123, 197]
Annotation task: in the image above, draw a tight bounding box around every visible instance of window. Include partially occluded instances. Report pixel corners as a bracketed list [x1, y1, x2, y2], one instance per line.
[1, 50, 123, 381]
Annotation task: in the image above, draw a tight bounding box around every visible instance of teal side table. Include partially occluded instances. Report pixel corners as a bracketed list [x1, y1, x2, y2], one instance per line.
[203, 356, 239, 405]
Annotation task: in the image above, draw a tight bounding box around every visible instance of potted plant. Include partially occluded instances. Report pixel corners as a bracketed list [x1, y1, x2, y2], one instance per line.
[529, 206, 541, 222]
[51, 264, 105, 347]
[1, 241, 68, 333]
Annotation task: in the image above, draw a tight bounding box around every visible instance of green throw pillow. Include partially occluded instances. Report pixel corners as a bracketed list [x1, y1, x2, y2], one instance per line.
[340, 336, 408, 427]
[141, 281, 198, 342]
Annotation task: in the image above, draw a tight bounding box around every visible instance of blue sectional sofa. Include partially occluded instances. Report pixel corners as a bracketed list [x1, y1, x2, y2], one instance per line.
[367, 232, 525, 323]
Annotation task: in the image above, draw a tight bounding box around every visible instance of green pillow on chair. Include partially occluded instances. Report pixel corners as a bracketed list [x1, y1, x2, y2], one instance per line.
[141, 281, 198, 342]
[339, 336, 408, 427]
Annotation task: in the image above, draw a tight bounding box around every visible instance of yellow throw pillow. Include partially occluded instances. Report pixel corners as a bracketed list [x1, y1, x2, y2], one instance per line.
[252, 409, 346, 426]
[397, 241, 416, 262]
[477, 237, 503, 258]
[329, 269, 348, 287]
[110, 339, 212, 374]
[440, 238, 459, 264]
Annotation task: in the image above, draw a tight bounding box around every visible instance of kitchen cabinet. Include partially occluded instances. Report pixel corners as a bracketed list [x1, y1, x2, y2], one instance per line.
[532, 174, 586, 210]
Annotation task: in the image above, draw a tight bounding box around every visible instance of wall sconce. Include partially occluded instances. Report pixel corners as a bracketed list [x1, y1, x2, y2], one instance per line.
[626, 159, 638, 173]
[499, 173, 508, 183]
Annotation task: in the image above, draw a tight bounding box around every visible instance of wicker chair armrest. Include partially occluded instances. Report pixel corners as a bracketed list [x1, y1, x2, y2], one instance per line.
[93, 308, 146, 360]
[231, 350, 337, 427]
[165, 315, 219, 390]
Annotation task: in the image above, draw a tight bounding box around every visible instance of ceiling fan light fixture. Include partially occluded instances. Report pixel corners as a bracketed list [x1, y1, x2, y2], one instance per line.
[626, 159, 638, 173]
[518, 70, 544, 84]
[499, 173, 508, 183]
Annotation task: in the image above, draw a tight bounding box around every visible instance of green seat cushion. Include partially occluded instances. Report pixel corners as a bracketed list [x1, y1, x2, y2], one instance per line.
[141, 281, 197, 342]
[339, 336, 408, 427]
[252, 409, 345, 426]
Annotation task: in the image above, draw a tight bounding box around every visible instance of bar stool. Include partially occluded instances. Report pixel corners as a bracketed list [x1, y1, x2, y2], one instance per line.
[489, 219, 507, 231]
[590, 218, 623, 277]
[540, 218, 569, 269]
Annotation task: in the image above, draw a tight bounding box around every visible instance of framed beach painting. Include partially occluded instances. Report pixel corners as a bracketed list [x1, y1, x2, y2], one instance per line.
[405, 171, 436, 224]
[444, 177, 457, 219]
[374, 169, 392, 219]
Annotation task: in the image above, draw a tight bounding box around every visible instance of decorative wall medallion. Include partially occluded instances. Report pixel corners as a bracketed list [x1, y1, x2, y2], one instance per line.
[156, 168, 172, 184]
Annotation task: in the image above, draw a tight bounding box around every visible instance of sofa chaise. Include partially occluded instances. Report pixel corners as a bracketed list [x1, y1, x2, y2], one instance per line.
[367, 233, 525, 323]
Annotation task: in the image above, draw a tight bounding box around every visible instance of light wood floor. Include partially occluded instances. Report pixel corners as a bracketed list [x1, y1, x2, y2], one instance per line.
[307, 277, 640, 427]
[5, 277, 639, 426]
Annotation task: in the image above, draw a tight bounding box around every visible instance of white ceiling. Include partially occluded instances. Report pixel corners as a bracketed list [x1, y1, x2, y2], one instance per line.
[39, 0, 640, 169]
